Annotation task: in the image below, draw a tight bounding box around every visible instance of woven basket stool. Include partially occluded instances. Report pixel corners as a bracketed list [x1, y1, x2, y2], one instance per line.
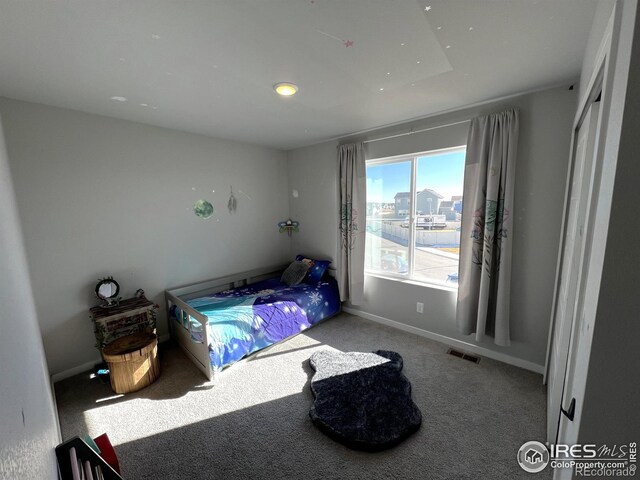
[103, 331, 160, 394]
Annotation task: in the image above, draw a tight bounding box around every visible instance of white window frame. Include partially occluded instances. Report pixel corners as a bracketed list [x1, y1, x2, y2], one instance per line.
[365, 145, 466, 288]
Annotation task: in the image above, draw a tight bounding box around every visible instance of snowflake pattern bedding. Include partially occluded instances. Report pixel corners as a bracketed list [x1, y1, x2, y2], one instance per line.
[172, 276, 341, 372]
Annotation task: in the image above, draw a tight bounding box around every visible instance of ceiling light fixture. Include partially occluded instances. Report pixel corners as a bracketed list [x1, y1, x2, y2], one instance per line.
[274, 82, 298, 96]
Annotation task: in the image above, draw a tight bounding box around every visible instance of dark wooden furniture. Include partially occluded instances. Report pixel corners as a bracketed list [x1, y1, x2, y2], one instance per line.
[55, 436, 123, 480]
[90, 297, 158, 351]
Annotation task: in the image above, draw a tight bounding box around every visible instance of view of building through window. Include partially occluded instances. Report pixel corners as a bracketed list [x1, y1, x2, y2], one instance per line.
[365, 147, 466, 286]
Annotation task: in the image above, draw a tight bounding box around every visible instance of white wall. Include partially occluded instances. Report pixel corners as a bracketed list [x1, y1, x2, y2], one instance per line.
[0, 115, 59, 479]
[0, 97, 291, 377]
[287, 86, 577, 368]
[288, 141, 339, 263]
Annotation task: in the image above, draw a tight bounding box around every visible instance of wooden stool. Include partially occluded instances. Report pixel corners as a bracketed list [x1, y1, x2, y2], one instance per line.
[103, 331, 160, 394]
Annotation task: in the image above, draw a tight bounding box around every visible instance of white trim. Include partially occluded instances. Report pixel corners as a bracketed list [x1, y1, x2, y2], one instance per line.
[343, 307, 545, 375]
[50, 376, 62, 442]
[51, 358, 99, 384]
[365, 271, 458, 292]
[366, 144, 466, 165]
[408, 154, 417, 277]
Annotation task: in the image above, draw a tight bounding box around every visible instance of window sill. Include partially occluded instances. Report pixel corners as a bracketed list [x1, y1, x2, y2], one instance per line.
[365, 271, 459, 293]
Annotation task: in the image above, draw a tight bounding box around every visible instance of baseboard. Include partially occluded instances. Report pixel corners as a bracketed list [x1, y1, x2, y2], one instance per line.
[51, 359, 100, 384]
[343, 307, 545, 375]
[50, 376, 63, 442]
[52, 333, 171, 384]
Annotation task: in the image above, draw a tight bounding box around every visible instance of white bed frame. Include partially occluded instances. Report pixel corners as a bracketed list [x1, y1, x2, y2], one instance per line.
[164, 264, 289, 381]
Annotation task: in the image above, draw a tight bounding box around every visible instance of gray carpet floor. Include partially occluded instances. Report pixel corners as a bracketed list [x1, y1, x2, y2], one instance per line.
[55, 313, 550, 480]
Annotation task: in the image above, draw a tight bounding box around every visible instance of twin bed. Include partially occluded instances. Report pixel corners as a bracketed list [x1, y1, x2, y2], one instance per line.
[165, 264, 341, 380]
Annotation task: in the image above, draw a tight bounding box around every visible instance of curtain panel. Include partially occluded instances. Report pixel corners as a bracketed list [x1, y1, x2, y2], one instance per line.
[456, 108, 519, 346]
[338, 142, 366, 305]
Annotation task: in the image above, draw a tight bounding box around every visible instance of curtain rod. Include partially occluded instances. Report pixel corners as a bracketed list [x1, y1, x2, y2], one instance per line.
[362, 119, 470, 145]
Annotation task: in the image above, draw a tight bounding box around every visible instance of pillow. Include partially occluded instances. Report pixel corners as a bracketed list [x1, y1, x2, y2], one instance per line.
[295, 255, 331, 283]
[280, 261, 310, 286]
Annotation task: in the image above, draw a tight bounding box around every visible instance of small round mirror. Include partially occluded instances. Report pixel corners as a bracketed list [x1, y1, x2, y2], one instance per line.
[95, 277, 120, 302]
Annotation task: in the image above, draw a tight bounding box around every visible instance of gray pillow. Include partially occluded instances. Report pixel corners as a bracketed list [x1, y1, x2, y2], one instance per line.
[281, 261, 309, 286]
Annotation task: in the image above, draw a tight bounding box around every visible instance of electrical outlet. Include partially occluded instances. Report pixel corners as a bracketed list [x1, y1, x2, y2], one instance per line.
[416, 302, 424, 314]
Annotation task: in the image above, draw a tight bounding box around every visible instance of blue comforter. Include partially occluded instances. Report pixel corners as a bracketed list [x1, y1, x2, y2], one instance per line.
[174, 277, 340, 371]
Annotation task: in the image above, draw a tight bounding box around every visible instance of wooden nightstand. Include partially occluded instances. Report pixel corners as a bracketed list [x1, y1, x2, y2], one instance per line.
[90, 297, 158, 351]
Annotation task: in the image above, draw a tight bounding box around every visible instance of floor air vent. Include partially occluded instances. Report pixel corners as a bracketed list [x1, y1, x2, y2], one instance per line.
[447, 348, 481, 364]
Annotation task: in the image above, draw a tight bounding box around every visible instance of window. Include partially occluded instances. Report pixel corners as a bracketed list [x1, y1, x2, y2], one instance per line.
[365, 146, 466, 286]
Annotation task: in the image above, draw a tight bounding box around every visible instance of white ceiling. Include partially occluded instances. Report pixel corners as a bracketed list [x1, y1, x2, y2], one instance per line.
[0, 0, 598, 150]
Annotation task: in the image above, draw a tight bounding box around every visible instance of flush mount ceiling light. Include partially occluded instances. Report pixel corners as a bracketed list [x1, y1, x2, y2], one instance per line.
[274, 82, 298, 96]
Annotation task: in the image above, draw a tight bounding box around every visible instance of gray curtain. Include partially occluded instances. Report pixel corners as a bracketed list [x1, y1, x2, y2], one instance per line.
[456, 108, 519, 346]
[338, 142, 366, 305]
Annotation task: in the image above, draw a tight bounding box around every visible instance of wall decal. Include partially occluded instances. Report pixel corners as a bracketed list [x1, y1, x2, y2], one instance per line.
[316, 30, 354, 48]
[228, 186, 237, 213]
[278, 219, 300, 236]
[194, 199, 214, 219]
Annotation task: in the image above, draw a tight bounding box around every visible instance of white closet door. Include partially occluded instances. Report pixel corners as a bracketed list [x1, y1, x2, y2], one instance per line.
[554, 99, 602, 480]
[547, 99, 600, 444]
